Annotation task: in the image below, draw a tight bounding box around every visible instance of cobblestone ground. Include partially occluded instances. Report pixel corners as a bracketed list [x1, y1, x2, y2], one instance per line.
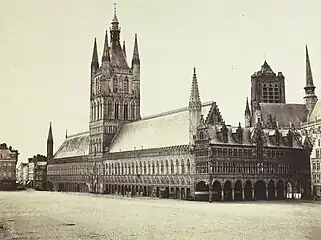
[1, 190, 321, 240]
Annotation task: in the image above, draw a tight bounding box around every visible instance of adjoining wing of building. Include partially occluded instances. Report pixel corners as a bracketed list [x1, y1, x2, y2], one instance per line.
[46, 7, 317, 201]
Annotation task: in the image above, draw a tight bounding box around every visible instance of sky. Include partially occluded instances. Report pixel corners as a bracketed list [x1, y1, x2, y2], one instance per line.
[1, 0, 321, 165]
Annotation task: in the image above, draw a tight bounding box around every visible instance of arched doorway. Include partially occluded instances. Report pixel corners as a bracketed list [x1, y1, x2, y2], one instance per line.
[254, 180, 266, 200]
[212, 181, 222, 201]
[224, 181, 232, 201]
[195, 181, 209, 201]
[267, 180, 275, 200]
[244, 180, 252, 201]
[234, 180, 243, 201]
[276, 180, 284, 199]
[286, 181, 292, 199]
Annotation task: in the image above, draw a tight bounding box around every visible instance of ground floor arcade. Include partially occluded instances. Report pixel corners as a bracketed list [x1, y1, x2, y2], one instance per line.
[195, 178, 307, 201]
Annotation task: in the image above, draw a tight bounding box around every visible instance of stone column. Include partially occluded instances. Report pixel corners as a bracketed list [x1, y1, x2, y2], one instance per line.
[266, 188, 268, 200]
[252, 187, 255, 200]
[221, 189, 224, 201]
[232, 188, 235, 201]
[242, 188, 245, 200]
[209, 185, 213, 203]
[184, 187, 187, 199]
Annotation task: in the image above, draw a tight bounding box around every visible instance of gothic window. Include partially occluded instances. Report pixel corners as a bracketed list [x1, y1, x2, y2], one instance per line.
[156, 161, 159, 174]
[181, 160, 185, 174]
[199, 131, 204, 140]
[107, 100, 112, 119]
[176, 159, 179, 174]
[187, 159, 191, 174]
[136, 163, 139, 175]
[147, 162, 150, 175]
[124, 77, 129, 93]
[316, 149, 319, 158]
[132, 162, 135, 174]
[124, 101, 129, 120]
[165, 160, 169, 174]
[139, 161, 142, 175]
[160, 161, 164, 174]
[131, 101, 135, 120]
[113, 75, 118, 93]
[170, 160, 174, 174]
[152, 162, 155, 174]
[317, 162, 320, 171]
[114, 101, 119, 119]
[143, 162, 146, 175]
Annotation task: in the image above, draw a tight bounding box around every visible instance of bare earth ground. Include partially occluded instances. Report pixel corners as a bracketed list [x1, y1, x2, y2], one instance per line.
[0, 190, 321, 240]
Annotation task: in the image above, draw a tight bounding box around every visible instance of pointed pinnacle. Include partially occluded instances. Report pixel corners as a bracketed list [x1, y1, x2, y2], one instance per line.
[245, 97, 251, 115]
[132, 34, 140, 65]
[306, 44, 315, 88]
[47, 122, 53, 141]
[189, 67, 201, 103]
[92, 38, 99, 63]
[102, 31, 110, 62]
[123, 40, 127, 58]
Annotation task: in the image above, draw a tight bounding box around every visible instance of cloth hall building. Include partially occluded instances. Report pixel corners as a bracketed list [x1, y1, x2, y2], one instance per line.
[47, 8, 314, 201]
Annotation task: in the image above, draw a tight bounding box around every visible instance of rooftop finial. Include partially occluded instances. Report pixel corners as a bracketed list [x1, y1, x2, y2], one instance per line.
[114, 3, 116, 15]
[193, 67, 196, 75]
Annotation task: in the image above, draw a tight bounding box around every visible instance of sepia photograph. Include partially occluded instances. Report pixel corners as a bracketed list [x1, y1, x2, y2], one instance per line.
[1, 0, 321, 239]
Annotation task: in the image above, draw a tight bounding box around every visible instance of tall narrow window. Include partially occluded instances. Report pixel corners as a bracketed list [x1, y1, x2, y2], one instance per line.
[124, 101, 128, 120]
[124, 77, 129, 93]
[107, 100, 112, 119]
[131, 102, 135, 120]
[113, 76, 118, 93]
[115, 101, 119, 119]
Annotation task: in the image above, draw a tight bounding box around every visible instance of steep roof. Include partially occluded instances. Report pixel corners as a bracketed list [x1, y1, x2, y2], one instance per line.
[309, 99, 321, 121]
[259, 103, 308, 129]
[108, 102, 213, 153]
[54, 131, 89, 159]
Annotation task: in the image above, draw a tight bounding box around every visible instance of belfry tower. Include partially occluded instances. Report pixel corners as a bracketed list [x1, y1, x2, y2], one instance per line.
[89, 5, 141, 154]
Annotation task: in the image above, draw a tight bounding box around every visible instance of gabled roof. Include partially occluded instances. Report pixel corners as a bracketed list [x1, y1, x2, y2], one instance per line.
[259, 103, 308, 129]
[309, 99, 321, 121]
[54, 131, 89, 159]
[108, 102, 213, 152]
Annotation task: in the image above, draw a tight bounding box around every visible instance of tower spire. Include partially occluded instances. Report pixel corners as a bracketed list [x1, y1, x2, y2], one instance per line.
[305, 44, 315, 88]
[47, 122, 54, 159]
[102, 31, 110, 62]
[304, 44, 318, 115]
[123, 40, 127, 59]
[91, 38, 99, 70]
[132, 34, 140, 66]
[245, 97, 251, 115]
[189, 67, 201, 103]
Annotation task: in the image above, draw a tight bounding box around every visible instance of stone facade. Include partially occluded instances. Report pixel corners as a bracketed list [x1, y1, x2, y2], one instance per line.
[16, 162, 28, 186]
[46, 7, 314, 201]
[0, 143, 19, 190]
[27, 155, 48, 190]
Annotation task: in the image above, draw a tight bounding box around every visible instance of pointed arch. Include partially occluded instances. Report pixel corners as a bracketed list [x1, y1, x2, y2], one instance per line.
[113, 75, 118, 93]
[107, 100, 112, 119]
[147, 161, 150, 175]
[165, 160, 169, 174]
[124, 77, 129, 93]
[181, 159, 185, 174]
[114, 100, 120, 119]
[152, 161, 155, 174]
[176, 159, 179, 174]
[132, 162, 135, 175]
[156, 160, 159, 174]
[123, 100, 129, 120]
[187, 158, 191, 174]
[130, 101, 136, 120]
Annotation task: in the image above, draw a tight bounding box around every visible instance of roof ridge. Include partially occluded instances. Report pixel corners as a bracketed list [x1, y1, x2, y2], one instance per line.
[66, 131, 89, 139]
[141, 101, 213, 121]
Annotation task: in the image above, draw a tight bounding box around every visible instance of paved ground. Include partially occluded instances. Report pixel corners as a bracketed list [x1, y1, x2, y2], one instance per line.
[0, 190, 321, 240]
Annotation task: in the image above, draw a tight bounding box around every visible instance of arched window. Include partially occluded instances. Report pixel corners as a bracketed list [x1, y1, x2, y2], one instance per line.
[113, 76, 118, 93]
[139, 161, 142, 175]
[114, 101, 119, 119]
[165, 160, 169, 174]
[147, 162, 150, 175]
[170, 160, 174, 174]
[132, 162, 135, 174]
[152, 162, 155, 174]
[176, 159, 179, 174]
[161, 161, 164, 174]
[181, 159, 185, 174]
[136, 162, 139, 175]
[128, 163, 131, 175]
[124, 77, 129, 93]
[156, 161, 159, 174]
[143, 162, 146, 174]
[131, 101, 135, 120]
[124, 101, 129, 120]
[107, 100, 112, 119]
[187, 159, 191, 174]
[200, 131, 204, 139]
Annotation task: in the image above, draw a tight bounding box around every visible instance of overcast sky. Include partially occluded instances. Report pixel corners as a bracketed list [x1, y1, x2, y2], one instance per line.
[1, 0, 321, 164]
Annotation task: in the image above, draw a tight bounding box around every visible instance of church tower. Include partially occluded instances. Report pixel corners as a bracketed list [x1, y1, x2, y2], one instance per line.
[189, 67, 202, 145]
[304, 45, 318, 116]
[47, 122, 54, 159]
[89, 6, 141, 154]
[244, 97, 251, 127]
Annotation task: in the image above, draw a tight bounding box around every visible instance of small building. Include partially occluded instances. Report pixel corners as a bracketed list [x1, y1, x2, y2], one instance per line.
[27, 154, 48, 190]
[0, 143, 19, 190]
[16, 162, 28, 186]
